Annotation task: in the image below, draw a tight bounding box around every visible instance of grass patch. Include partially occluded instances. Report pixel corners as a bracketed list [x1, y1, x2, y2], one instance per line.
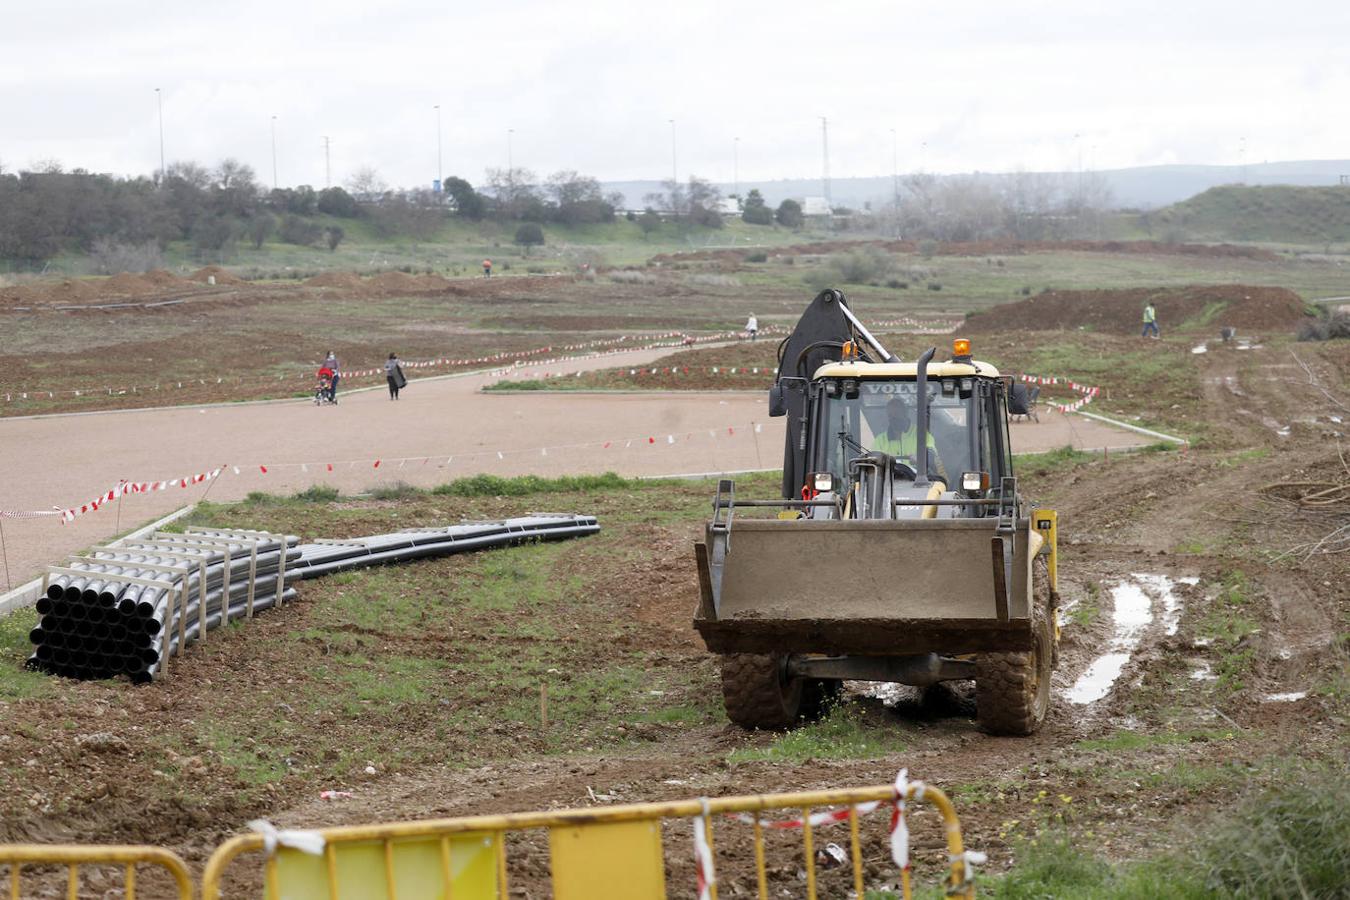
[482, 379, 551, 391]
[1074, 728, 1234, 752]
[430, 471, 637, 496]
[986, 767, 1350, 898]
[0, 608, 55, 700]
[1196, 570, 1260, 694]
[1066, 583, 1100, 627]
[728, 705, 897, 764]
[239, 484, 341, 506]
[368, 480, 424, 500]
[1015, 445, 1095, 478]
[1218, 447, 1270, 468]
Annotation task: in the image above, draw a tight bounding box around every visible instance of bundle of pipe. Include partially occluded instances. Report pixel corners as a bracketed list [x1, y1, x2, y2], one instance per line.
[27, 534, 300, 683]
[279, 514, 601, 580]
[26, 515, 599, 683]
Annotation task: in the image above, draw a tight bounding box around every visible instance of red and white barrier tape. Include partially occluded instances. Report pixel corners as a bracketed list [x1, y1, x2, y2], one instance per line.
[0, 327, 788, 403]
[494, 364, 781, 382]
[695, 771, 924, 898]
[693, 799, 716, 900]
[51, 470, 223, 524]
[1, 316, 955, 403]
[1016, 372, 1102, 414]
[0, 422, 770, 523]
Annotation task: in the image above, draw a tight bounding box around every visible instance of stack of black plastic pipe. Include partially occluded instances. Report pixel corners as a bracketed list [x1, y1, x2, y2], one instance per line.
[27, 515, 598, 683]
[28, 535, 299, 683]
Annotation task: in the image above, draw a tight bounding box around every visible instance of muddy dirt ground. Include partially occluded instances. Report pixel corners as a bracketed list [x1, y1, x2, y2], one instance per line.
[0, 329, 1344, 896]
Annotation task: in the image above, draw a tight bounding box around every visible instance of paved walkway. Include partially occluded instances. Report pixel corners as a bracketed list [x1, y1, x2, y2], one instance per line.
[0, 348, 1147, 585]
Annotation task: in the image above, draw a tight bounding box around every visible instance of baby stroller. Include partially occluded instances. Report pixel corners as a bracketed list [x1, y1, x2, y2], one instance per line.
[315, 366, 336, 405]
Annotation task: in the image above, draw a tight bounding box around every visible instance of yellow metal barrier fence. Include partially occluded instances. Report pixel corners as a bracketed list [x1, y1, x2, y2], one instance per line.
[0, 844, 193, 900]
[203, 779, 975, 900]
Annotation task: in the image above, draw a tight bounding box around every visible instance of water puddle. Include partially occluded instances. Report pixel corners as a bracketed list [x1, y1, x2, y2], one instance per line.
[1190, 660, 1215, 681]
[1191, 343, 1208, 354]
[1263, 691, 1307, 703]
[1064, 574, 1194, 704]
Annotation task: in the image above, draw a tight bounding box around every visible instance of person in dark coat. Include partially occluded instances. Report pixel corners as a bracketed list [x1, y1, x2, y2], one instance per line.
[385, 353, 407, 400]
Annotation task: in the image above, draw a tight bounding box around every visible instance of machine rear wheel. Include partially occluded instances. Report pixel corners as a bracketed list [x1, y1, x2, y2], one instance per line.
[975, 557, 1054, 736]
[720, 653, 805, 730]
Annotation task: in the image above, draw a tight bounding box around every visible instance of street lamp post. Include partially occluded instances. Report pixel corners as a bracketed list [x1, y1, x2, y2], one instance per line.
[668, 119, 677, 187]
[508, 128, 514, 171]
[820, 116, 831, 207]
[890, 128, 899, 206]
[733, 136, 740, 197]
[154, 88, 165, 183]
[270, 115, 278, 190]
[434, 105, 443, 188]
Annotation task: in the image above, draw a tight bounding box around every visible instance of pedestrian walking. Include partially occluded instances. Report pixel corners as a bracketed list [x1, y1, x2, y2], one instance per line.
[385, 353, 407, 400]
[323, 351, 341, 402]
[482, 258, 493, 277]
[746, 313, 759, 341]
[1141, 303, 1159, 339]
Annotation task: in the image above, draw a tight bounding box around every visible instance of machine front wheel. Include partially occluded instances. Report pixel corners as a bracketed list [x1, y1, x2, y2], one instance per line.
[720, 653, 806, 730]
[975, 557, 1054, 736]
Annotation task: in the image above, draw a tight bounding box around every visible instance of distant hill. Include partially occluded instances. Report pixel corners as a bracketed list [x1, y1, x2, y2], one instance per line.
[1155, 185, 1350, 243]
[604, 160, 1350, 213]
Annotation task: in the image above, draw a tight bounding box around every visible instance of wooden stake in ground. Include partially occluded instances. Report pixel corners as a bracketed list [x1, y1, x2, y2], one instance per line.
[539, 682, 549, 731]
[0, 517, 10, 592]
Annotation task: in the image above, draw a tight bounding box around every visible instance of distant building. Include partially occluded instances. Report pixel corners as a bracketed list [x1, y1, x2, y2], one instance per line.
[801, 196, 832, 217]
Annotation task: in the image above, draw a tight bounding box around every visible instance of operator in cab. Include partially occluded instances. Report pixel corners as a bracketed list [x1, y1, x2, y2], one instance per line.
[873, 397, 947, 484]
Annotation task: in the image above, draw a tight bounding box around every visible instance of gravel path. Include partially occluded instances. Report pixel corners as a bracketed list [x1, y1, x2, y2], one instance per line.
[0, 346, 1146, 586]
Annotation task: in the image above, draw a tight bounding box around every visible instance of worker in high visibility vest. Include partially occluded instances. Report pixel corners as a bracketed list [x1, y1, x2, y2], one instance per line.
[1142, 303, 1159, 338]
[873, 398, 946, 482]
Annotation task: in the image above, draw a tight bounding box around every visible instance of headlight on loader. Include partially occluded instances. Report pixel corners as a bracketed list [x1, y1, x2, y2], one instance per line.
[962, 471, 990, 493]
[811, 472, 836, 493]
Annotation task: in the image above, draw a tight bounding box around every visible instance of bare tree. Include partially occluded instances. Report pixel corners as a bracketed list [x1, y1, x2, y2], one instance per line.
[486, 167, 542, 219]
[545, 170, 614, 224]
[345, 166, 388, 203]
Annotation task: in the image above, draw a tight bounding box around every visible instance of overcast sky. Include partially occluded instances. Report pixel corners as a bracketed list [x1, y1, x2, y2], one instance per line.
[3, 0, 1347, 190]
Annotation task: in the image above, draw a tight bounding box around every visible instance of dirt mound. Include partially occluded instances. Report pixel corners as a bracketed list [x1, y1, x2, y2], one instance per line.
[964, 285, 1310, 334]
[189, 265, 244, 285]
[41, 280, 103, 305]
[413, 274, 453, 291]
[305, 272, 365, 290]
[654, 239, 1279, 268]
[103, 273, 157, 296]
[142, 269, 190, 288]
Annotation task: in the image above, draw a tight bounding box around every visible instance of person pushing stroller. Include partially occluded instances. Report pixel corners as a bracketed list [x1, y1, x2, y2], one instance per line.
[315, 363, 336, 405]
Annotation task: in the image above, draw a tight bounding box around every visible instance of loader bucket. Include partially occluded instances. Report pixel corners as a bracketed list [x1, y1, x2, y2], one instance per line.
[695, 518, 1038, 656]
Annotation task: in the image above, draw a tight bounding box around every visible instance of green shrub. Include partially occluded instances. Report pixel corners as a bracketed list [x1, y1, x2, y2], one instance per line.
[1192, 769, 1349, 897]
[745, 251, 768, 263]
[369, 481, 423, 500]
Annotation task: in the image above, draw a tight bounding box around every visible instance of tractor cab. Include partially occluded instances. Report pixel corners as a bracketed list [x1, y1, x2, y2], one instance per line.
[799, 349, 1016, 520]
[767, 290, 1029, 521]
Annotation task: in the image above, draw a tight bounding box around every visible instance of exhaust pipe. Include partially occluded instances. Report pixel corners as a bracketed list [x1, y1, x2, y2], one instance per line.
[914, 346, 936, 487]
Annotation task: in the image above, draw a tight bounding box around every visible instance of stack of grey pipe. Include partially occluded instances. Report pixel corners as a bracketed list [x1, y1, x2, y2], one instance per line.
[284, 513, 600, 580]
[27, 514, 599, 684]
[27, 531, 300, 683]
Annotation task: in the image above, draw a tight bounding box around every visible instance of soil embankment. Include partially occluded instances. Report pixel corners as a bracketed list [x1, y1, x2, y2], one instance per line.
[963, 284, 1310, 334]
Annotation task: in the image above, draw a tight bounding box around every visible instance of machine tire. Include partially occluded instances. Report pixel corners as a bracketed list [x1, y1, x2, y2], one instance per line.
[975, 557, 1054, 736]
[720, 653, 804, 730]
